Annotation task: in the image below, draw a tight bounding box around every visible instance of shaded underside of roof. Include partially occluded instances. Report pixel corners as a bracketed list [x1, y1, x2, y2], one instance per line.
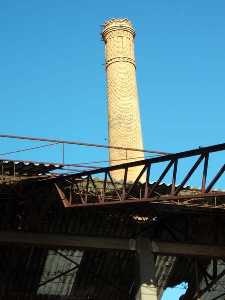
[0, 245, 136, 300]
[0, 179, 225, 299]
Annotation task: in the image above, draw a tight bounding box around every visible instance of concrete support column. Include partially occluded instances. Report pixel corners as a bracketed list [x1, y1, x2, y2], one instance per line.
[136, 238, 157, 300]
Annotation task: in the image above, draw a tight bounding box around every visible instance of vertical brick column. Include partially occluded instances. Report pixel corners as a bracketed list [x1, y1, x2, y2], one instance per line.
[102, 19, 144, 182]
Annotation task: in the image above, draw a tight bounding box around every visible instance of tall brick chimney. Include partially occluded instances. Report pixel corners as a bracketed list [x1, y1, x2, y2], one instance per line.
[102, 19, 144, 181]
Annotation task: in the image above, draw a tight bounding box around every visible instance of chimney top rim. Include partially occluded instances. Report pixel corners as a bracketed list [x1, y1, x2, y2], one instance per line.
[101, 18, 135, 40]
[102, 18, 133, 28]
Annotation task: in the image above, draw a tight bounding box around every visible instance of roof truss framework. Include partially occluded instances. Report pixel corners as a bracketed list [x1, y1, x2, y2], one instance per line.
[53, 142, 225, 209]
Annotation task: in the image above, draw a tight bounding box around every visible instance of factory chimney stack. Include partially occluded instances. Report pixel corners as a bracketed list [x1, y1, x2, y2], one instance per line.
[102, 19, 144, 181]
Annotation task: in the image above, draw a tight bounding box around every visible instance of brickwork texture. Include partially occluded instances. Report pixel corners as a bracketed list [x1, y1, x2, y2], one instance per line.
[102, 19, 144, 181]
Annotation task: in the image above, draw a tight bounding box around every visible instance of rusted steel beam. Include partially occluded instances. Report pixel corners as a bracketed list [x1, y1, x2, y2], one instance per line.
[206, 164, 225, 192]
[125, 164, 147, 198]
[144, 164, 151, 198]
[56, 191, 225, 208]
[171, 159, 178, 195]
[201, 154, 209, 192]
[148, 160, 174, 197]
[107, 171, 122, 201]
[122, 167, 128, 200]
[175, 155, 204, 195]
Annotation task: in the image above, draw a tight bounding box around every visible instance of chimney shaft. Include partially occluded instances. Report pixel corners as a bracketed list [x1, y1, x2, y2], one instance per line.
[102, 19, 144, 181]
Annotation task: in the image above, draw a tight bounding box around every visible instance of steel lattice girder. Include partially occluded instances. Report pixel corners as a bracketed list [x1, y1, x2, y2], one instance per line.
[53, 142, 225, 208]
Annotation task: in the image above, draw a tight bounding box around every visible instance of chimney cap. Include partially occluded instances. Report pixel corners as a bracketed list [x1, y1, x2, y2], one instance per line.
[103, 18, 133, 27]
[101, 18, 135, 40]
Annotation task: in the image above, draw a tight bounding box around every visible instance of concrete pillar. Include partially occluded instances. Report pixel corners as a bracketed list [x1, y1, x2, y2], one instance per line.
[101, 19, 144, 182]
[136, 238, 157, 300]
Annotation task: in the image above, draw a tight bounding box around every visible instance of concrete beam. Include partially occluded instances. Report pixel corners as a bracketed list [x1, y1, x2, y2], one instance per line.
[1, 231, 225, 258]
[152, 241, 225, 258]
[0, 231, 135, 251]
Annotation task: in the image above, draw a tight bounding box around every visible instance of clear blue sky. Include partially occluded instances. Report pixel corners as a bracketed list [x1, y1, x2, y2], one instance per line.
[0, 1, 224, 297]
[162, 284, 186, 300]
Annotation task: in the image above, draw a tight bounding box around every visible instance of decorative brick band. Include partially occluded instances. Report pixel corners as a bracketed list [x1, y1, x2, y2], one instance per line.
[105, 57, 136, 69]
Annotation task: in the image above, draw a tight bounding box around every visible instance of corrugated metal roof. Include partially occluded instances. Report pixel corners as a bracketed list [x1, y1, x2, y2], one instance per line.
[38, 250, 83, 296]
[0, 159, 60, 177]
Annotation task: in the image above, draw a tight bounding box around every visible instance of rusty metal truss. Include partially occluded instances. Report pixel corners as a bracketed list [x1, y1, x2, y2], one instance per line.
[54, 143, 225, 209]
